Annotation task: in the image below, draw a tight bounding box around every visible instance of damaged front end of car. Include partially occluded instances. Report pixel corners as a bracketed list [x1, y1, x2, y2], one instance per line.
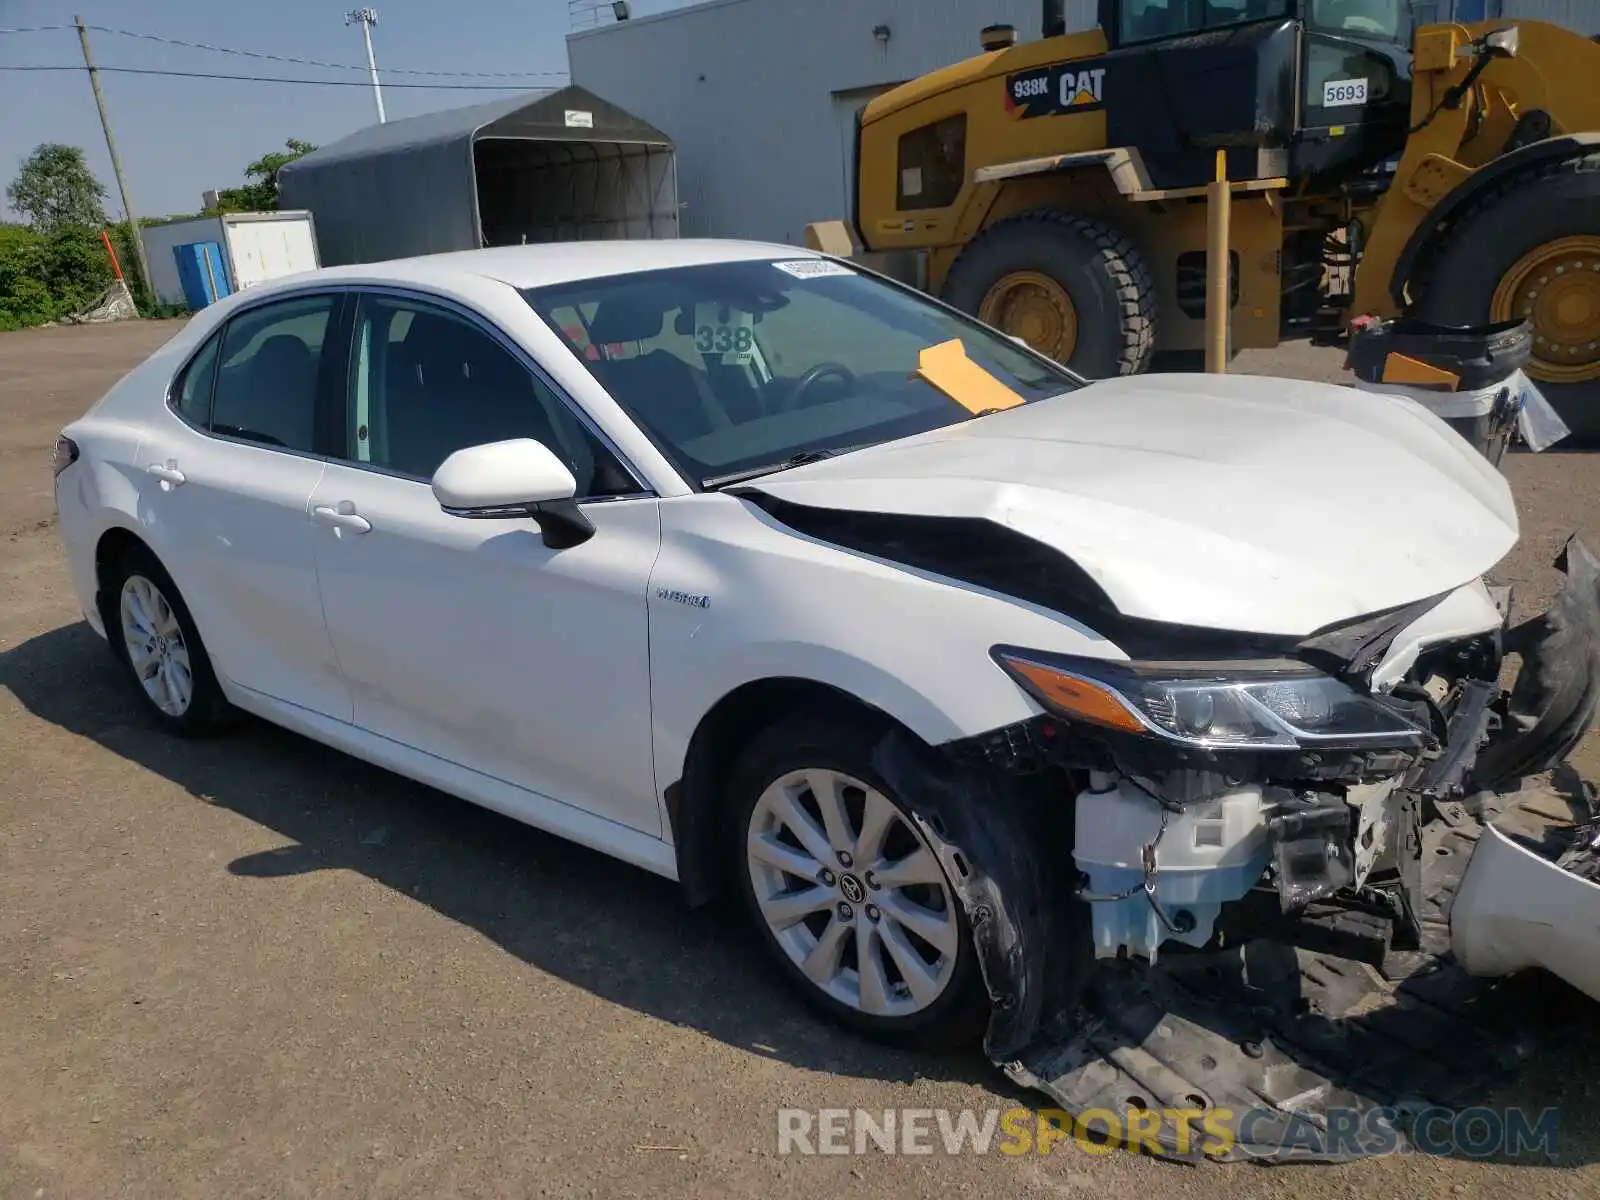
[874, 535, 1600, 1163]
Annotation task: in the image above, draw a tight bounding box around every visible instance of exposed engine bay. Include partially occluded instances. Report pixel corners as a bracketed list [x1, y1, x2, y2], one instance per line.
[868, 534, 1600, 1162]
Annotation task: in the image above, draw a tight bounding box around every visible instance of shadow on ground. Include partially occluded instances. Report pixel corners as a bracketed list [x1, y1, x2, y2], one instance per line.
[0, 620, 1006, 1094]
[5, 619, 1599, 1166]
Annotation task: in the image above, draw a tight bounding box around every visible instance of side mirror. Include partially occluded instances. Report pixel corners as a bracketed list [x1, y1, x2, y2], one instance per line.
[432, 439, 594, 549]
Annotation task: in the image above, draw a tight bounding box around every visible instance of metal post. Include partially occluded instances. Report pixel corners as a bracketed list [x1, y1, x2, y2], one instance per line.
[347, 9, 386, 123]
[1205, 149, 1232, 374]
[75, 15, 151, 304]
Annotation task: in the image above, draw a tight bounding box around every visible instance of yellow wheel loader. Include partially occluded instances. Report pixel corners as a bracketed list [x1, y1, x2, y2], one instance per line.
[816, 0, 1600, 423]
[801, 3, 1600, 1155]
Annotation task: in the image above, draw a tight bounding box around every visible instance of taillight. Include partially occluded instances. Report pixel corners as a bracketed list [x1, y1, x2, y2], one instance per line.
[52, 435, 79, 478]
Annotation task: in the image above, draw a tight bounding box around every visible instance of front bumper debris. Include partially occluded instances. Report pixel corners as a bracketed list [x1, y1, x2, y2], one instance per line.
[1004, 773, 1593, 1163]
[1452, 793, 1600, 1003]
[927, 536, 1600, 1163]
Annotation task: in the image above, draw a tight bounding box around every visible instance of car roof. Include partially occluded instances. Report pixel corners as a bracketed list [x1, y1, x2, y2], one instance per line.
[304, 239, 824, 292]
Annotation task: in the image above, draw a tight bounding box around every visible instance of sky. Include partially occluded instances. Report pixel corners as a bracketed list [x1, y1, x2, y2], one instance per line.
[0, 0, 692, 222]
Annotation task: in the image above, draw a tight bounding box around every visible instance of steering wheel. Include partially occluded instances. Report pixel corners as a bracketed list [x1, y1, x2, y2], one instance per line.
[783, 361, 856, 411]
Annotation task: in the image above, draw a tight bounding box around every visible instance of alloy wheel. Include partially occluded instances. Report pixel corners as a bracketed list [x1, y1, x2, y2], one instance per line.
[119, 574, 194, 717]
[745, 768, 960, 1018]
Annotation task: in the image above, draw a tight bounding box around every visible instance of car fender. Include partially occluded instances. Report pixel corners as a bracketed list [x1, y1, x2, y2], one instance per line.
[648, 493, 1126, 801]
[54, 418, 152, 637]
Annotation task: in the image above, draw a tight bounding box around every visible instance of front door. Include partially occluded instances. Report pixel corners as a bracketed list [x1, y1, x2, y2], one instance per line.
[308, 291, 664, 835]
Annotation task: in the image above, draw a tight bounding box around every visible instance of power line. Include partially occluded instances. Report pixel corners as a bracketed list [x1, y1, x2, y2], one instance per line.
[0, 23, 568, 80]
[85, 25, 569, 79]
[0, 64, 553, 90]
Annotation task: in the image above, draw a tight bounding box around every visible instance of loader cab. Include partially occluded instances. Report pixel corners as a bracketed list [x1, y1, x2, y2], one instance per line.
[1089, 0, 1413, 188]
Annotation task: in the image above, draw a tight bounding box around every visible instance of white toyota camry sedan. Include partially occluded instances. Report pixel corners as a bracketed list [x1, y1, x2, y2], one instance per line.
[53, 239, 1596, 1058]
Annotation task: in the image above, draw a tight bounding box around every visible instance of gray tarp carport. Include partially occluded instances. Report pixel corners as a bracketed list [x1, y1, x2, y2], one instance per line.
[277, 86, 678, 266]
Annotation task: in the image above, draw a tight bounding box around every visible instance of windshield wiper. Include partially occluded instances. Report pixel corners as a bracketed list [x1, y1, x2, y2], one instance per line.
[702, 447, 845, 490]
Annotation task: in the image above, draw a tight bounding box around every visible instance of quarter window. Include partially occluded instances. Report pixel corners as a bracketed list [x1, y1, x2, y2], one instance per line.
[346, 294, 636, 497]
[210, 294, 334, 452]
[172, 332, 221, 427]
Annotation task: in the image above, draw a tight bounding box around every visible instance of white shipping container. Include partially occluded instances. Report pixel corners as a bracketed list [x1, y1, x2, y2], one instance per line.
[140, 211, 320, 308]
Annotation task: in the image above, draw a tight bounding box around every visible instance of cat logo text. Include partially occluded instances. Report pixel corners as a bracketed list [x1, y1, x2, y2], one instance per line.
[1005, 61, 1108, 119]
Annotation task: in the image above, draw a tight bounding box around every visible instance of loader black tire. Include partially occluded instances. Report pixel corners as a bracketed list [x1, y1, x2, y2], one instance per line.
[942, 211, 1157, 379]
[1412, 151, 1600, 440]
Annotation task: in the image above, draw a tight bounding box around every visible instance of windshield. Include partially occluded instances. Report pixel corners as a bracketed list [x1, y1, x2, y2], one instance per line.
[1118, 0, 1292, 43]
[1309, 0, 1409, 40]
[523, 258, 1079, 488]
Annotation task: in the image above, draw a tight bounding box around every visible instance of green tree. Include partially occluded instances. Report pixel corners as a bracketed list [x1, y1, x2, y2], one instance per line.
[215, 138, 317, 212]
[6, 143, 108, 234]
[0, 222, 122, 330]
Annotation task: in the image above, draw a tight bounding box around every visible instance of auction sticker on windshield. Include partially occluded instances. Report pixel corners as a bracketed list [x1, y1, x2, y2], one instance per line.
[772, 259, 853, 279]
[693, 301, 756, 364]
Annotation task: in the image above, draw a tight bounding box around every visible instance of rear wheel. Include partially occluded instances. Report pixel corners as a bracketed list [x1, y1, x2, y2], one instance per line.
[1413, 153, 1600, 437]
[942, 211, 1157, 378]
[728, 713, 987, 1048]
[102, 544, 235, 736]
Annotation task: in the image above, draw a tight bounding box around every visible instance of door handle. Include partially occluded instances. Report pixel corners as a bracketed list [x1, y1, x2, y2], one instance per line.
[146, 462, 186, 487]
[313, 503, 373, 535]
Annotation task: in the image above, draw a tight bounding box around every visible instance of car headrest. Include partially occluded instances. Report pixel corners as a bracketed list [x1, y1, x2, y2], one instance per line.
[402, 315, 491, 386]
[252, 333, 314, 375]
[588, 297, 665, 344]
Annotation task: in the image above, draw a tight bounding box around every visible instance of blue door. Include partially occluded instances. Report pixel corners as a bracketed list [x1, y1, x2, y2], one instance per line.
[173, 241, 234, 310]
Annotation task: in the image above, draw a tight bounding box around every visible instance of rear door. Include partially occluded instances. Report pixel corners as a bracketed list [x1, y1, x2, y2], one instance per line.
[133, 291, 353, 720]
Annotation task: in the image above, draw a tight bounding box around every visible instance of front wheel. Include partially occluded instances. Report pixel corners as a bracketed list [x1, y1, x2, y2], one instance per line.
[728, 714, 988, 1048]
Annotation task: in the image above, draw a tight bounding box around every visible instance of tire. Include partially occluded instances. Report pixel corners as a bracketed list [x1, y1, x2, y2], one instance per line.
[727, 712, 988, 1049]
[100, 543, 236, 737]
[1412, 152, 1600, 440]
[942, 210, 1157, 379]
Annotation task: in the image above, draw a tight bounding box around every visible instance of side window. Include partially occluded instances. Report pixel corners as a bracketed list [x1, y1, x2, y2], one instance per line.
[347, 294, 638, 498]
[211, 294, 334, 453]
[1120, 0, 1290, 41]
[172, 332, 221, 427]
[896, 114, 966, 211]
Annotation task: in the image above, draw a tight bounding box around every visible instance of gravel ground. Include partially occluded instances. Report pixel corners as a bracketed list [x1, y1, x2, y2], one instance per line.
[1, 320, 1597, 1199]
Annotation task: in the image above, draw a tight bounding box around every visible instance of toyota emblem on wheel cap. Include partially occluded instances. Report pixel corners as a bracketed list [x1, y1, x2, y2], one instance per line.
[839, 873, 866, 904]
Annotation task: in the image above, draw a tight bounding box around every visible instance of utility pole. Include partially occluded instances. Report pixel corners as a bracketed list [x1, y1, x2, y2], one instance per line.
[74, 15, 151, 302]
[345, 9, 386, 124]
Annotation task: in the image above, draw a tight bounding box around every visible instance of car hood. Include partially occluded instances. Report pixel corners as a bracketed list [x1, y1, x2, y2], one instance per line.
[745, 373, 1519, 638]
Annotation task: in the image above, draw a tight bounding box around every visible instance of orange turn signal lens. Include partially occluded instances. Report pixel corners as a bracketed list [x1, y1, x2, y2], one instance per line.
[999, 656, 1148, 734]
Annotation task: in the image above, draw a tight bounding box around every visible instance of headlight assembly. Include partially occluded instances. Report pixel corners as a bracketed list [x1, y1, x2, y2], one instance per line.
[992, 647, 1426, 750]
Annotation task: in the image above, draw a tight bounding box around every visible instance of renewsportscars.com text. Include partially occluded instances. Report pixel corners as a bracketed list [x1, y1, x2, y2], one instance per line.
[776, 1105, 1560, 1161]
